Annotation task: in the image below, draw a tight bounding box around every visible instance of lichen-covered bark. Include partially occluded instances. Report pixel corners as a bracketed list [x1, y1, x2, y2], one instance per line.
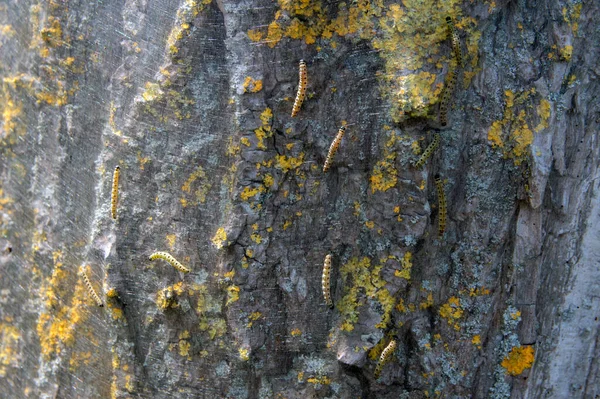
[0, 0, 598, 398]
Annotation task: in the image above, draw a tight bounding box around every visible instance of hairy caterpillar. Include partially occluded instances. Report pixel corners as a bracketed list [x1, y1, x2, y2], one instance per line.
[291, 60, 307, 117]
[435, 175, 446, 238]
[414, 134, 441, 169]
[111, 166, 120, 220]
[323, 126, 346, 172]
[374, 339, 397, 378]
[322, 254, 333, 309]
[446, 16, 463, 67]
[149, 251, 191, 273]
[439, 67, 457, 127]
[81, 267, 103, 307]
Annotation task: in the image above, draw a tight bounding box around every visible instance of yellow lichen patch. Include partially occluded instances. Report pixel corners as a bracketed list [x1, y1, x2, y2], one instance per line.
[37, 253, 90, 360]
[181, 166, 212, 206]
[1, 25, 16, 37]
[40, 16, 63, 48]
[254, 108, 273, 150]
[439, 296, 463, 330]
[472, 335, 482, 349]
[501, 345, 535, 375]
[275, 152, 305, 173]
[156, 286, 178, 310]
[178, 331, 191, 358]
[0, 323, 20, 377]
[559, 45, 573, 61]
[226, 285, 240, 306]
[250, 233, 262, 243]
[307, 376, 331, 385]
[247, 312, 262, 328]
[247, 29, 263, 42]
[562, 3, 582, 35]
[291, 328, 302, 337]
[419, 292, 434, 310]
[166, 234, 177, 250]
[394, 252, 412, 280]
[487, 89, 536, 164]
[239, 347, 250, 361]
[242, 76, 263, 93]
[166, 0, 212, 55]
[370, 130, 398, 193]
[338, 257, 395, 331]
[136, 151, 150, 170]
[211, 227, 227, 249]
[240, 186, 261, 201]
[141, 82, 163, 102]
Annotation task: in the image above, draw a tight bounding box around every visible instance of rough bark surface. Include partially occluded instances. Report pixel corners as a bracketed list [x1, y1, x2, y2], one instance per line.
[0, 0, 598, 398]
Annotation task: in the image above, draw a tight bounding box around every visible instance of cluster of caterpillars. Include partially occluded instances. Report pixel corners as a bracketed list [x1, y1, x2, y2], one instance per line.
[80, 166, 192, 308]
[439, 16, 463, 127]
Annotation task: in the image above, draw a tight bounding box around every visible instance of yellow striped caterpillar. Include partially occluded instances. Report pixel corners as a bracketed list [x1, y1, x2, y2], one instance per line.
[435, 175, 446, 238]
[111, 165, 120, 220]
[446, 16, 463, 67]
[81, 267, 103, 307]
[322, 254, 333, 309]
[439, 67, 457, 127]
[414, 134, 440, 169]
[323, 126, 346, 172]
[374, 339, 397, 378]
[291, 60, 307, 117]
[149, 251, 191, 273]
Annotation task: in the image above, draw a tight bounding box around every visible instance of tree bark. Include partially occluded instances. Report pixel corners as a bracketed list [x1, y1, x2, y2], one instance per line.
[0, 0, 598, 398]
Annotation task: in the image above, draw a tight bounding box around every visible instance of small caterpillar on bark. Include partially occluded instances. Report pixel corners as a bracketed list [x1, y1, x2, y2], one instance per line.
[435, 174, 446, 238]
[322, 254, 333, 309]
[439, 67, 457, 127]
[414, 134, 440, 169]
[111, 166, 120, 220]
[323, 126, 346, 172]
[446, 16, 463, 67]
[374, 339, 397, 378]
[291, 60, 307, 117]
[149, 251, 191, 273]
[81, 267, 103, 307]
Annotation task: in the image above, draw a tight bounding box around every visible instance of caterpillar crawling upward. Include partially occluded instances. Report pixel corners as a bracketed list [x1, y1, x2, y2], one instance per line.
[111, 165, 120, 220]
[435, 175, 447, 238]
[439, 67, 457, 127]
[374, 339, 397, 378]
[149, 251, 191, 273]
[323, 126, 346, 172]
[291, 60, 307, 117]
[322, 254, 333, 309]
[81, 267, 103, 307]
[446, 16, 463, 67]
[414, 134, 440, 169]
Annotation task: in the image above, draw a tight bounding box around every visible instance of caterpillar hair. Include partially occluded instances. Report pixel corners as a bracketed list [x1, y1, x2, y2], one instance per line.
[149, 251, 191, 273]
[435, 174, 446, 238]
[439, 67, 457, 127]
[291, 60, 307, 117]
[322, 254, 333, 309]
[323, 126, 346, 172]
[414, 134, 441, 169]
[446, 16, 463, 67]
[111, 165, 120, 220]
[374, 339, 397, 378]
[81, 267, 103, 307]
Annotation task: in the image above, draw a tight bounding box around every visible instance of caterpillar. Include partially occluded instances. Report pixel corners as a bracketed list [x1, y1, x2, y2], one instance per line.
[323, 126, 346, 172]
[111, 165, 120, 220]
[322, 254, 333, 309]
[291, 60, 307, 117]
[374, 339, 397, 378]
[435, 175, 446, 238]
[149, 251, 191, 273]
[81, 267, 103, 307]
[446, 16, 463, 67]
[439, 67, 457, 127]
[414, 134, 441, 169]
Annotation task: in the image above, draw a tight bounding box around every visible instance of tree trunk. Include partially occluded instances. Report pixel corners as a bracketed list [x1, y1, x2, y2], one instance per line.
[0, 0, 598, 398]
